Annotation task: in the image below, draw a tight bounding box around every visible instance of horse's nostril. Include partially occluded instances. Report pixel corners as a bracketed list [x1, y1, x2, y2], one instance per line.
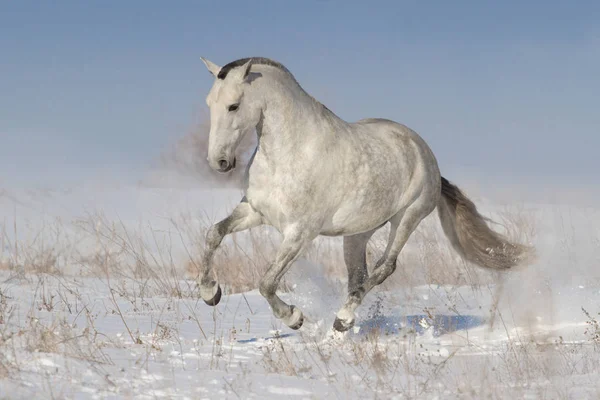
[218, 159, 229, 170]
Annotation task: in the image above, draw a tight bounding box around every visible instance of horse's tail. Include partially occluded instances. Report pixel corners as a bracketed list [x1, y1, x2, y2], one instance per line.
[437, 176, 534, 270]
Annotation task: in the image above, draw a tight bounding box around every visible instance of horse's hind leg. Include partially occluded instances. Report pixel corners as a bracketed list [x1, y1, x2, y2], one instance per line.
[199, 199, 263, 306]
[334, 203, 433, 332]
[343, 229, 378, 295]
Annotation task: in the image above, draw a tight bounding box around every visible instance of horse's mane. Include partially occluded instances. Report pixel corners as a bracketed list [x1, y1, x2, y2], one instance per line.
[217, 57, 298, 84]
[218, 57, 333, 116]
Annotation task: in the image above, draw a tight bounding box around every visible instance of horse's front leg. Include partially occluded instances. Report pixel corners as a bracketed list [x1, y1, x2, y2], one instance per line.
[259, 224, 317, 330]
[199, 198, 263, 305]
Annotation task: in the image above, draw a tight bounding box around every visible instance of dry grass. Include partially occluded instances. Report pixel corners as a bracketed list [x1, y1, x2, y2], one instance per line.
[253, 324, 600, 399]
[0, 194, 538, 298]
[0, 201, 598, 399]
[582, 307, 600, 345]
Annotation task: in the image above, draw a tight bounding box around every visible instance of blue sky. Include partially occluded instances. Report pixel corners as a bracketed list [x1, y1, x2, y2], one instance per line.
[1, 1, 599, 187]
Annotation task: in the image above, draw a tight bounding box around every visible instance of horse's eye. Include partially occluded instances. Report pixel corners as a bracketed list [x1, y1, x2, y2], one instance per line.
[228, 104, 239, 112]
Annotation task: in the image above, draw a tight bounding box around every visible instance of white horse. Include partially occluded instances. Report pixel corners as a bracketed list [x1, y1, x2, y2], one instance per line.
[198, 57, 533, 332]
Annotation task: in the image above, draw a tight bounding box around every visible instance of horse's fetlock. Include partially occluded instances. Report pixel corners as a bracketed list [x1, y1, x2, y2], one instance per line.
[259, 280, 275, 298]
[349, 289, 364, 303]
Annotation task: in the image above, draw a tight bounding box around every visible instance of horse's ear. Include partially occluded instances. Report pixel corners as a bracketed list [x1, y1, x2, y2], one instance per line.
[200, 57, 221, 77]
[241, 59, 253, 80]
[229, 59, 253, 83]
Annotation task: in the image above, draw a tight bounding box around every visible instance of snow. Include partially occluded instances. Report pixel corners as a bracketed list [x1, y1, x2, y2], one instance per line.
[1, 181, 599, 399]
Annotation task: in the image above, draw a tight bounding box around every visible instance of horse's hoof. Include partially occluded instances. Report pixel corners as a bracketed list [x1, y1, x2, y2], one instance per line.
[333, 317, 354, 332]
[333, 308, 356, 332]
[200, 282, 222, 306]
[283, 306, 304, 330]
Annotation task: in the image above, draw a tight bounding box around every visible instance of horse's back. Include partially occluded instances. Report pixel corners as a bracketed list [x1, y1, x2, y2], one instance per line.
[354, 118, 425, 143]
[316, 117, 441, 236]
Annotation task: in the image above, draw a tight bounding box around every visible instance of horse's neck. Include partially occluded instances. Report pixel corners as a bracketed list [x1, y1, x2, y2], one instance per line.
[256, 79, 343, 156]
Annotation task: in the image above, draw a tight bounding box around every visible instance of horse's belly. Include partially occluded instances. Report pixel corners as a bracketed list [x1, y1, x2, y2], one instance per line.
[246, 145, 416, 236]
[321, 196, 400, 236]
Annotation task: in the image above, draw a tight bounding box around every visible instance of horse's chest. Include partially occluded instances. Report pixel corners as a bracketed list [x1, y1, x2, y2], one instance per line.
[245, 159, 315, 230]
[246, 182, 299, 232]
[246, 187, 282, 227]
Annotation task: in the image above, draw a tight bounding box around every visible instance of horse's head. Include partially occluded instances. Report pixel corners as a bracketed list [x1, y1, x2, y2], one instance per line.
[200, 57, 262, 173]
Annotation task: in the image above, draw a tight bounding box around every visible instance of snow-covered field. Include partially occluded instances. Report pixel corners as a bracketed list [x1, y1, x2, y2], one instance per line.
[1, 181, 599, 399]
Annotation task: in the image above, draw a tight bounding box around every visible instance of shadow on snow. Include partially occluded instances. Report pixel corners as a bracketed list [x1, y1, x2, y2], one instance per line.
[357, 314, 486, 338]
[235, 314, 485, 343]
